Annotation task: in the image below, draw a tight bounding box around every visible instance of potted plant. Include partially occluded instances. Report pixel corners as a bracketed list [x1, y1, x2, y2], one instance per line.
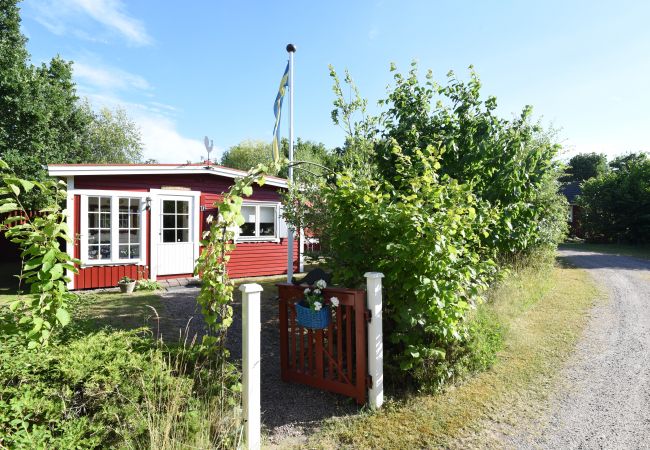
[118, 276, 136, 294]
[295, 279, 340, 329]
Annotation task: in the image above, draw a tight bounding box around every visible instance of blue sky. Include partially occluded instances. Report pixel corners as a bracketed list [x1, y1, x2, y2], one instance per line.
[18, 0, 650, 163]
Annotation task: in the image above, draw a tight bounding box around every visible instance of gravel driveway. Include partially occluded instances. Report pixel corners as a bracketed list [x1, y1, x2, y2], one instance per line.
[516, 249, 650, 449]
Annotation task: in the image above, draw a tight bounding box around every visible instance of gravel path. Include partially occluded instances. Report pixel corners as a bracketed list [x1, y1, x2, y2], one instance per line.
[156, 285, 358, 446]
[515, 249, 650, 449]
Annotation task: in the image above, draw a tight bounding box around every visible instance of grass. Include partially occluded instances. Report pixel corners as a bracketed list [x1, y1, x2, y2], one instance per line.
[76, 290, 164, 331]
[306, 260, 601, 449]
[561, 242, 650, 260]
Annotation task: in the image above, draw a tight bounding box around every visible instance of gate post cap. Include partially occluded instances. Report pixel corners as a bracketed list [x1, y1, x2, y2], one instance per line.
[239, 283, 264, 293]
[364, 272, 384, 279]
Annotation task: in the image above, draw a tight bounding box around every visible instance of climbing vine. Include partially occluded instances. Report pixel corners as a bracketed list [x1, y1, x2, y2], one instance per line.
[194, 161, 282, 358]
[0, 159, 78, 348]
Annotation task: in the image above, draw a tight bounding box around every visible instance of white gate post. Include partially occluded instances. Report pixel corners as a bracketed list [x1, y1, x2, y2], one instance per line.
[240, 283, 263, 450]
[364, 272, 384, 409]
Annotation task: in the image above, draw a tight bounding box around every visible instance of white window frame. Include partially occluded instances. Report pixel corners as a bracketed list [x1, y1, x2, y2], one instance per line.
[77, 190, 148, 266]
[236, 202, 280, 243]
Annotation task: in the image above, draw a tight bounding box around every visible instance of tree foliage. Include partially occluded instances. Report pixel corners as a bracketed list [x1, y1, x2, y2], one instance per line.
[80, 103, 145, 164]
[220, 140, 275, 173]
[283, 63, 567, 377]
[0, 0, 145, 207]
[579, 152, 650, 243]
[220, 138, 331, 183]
[565, 152, 608, 182]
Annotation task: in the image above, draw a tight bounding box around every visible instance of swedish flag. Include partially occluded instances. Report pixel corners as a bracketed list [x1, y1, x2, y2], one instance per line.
[272, 61, 289, 163]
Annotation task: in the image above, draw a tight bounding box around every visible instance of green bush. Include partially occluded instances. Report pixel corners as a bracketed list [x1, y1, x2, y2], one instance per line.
[0, 315, 241, 449]
[411, 304, 504, 393]
[579, 152, 650, 244]
[136, 278, 163, 291]
[283, 63, 566, 381]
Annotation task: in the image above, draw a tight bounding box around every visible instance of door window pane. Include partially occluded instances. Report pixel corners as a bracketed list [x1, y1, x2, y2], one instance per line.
[88, 196, 111, 260]
[176, 229, 189, 242]
[163, 200, 175, 214]
[163, 230, 175, 242]
[163, 215, 175, 229]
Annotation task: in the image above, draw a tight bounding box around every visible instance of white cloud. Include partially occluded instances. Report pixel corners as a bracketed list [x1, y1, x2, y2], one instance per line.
[79, 90, 217, 164]
[26, 0, 152, 46]
[74, 62, 151, 91]
[137, 115, 213, 163]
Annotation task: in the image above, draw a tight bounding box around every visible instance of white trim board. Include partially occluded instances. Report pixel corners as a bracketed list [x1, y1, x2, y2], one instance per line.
[48, 164, 288, 188]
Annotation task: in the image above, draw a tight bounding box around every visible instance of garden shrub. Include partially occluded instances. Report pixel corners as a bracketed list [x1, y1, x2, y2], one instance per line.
[284, 63, 567, 386]
[579, 152, 650, 244]
[0, 313, 241, 449]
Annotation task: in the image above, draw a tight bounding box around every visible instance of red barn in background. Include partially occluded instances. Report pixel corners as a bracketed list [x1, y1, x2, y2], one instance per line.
[47, 163, 301, 290]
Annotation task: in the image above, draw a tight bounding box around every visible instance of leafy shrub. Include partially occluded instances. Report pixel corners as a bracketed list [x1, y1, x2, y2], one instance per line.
[0, 314, 241, 449]
[579, 152, 650, 244]
[136, 278, 163, 291]
[411, 303, 504, 392]
[284, 63, 566, 382]
[0, 159, 79, 347]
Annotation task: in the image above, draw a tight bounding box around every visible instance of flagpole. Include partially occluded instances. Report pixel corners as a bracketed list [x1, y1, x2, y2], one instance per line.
[286, 43, 296, 283]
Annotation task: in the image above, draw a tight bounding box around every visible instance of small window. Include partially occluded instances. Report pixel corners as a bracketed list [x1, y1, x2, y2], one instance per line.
[162, 199, 190, 243]
[238, 204, 277, 239]
[118, 198, 141, 259]
[88, 196, 111, 260]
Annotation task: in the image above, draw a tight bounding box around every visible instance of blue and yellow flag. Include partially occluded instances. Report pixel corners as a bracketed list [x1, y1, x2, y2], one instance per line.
[272, 61, 289, 163]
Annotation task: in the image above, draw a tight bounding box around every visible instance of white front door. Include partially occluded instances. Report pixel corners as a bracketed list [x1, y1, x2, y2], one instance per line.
[156, 196, 195, 275]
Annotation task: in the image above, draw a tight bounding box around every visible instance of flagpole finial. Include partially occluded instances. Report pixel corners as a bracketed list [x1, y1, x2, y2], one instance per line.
[286, 43, 296, 53]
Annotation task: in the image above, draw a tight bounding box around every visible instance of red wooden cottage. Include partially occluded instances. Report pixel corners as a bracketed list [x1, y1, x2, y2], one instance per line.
[47, 163, 301, 290]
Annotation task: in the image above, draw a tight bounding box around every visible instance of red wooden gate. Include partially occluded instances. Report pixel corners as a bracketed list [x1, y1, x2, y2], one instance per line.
[277, 283, 368, 404]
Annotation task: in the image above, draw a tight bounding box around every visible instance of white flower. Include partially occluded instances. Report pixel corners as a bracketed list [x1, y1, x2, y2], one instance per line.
[304, 288, 311, 295]
[330, 297, 340, 307]
[314, 289, 321, 295]
[313, 301, 322, 311]
[316, 279, 327, 289]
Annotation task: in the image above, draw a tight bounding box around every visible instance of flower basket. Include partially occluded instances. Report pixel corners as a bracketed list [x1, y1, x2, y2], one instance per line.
[295, 301, 331, 329]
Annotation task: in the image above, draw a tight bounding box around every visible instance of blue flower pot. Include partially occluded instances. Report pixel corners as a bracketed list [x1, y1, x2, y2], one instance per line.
[295, 301, 331, 329]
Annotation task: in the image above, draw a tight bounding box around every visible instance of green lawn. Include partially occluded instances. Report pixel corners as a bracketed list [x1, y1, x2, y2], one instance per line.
[561, 242, 650, 260]
[304, 261, 601, 449]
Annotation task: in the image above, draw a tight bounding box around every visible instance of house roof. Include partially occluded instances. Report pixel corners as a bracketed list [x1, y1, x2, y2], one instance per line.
[47, 163, 288, 188]
[560, 181, 581, 204]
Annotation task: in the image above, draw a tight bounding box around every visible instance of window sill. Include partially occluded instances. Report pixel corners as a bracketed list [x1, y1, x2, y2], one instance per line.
[81, 260, 146, 267]
[235, 237, 280, 244]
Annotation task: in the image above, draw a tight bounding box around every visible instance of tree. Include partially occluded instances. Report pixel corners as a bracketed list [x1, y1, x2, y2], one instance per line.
[221, 138, 332, 183]
[0, 1, 90, 205]
[284, 63, 567, 380]
[0, 1, 146, 207]
[565, 152, 608, 182]
[579, 152, 650, 243]
[80, 103, 144, 164]
[278, 138, 332, 182]
[220, 140, 275, 173]
[609, 152, 647, 172]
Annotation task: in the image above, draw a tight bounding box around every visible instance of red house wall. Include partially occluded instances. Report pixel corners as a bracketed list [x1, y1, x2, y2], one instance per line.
[71, 173, 296, 289]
